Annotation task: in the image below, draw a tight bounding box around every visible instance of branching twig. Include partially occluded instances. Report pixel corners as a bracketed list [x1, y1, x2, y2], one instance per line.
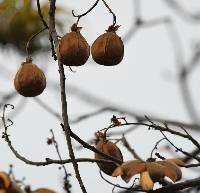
[36, 0, 57, 60]
[48, 1, 87, 192]
[150, 138, 166, 158]
[49, 129, 71, 193]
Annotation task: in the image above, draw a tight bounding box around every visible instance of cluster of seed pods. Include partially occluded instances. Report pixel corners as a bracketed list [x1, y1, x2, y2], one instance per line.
[58, 23, 124, 67]
[14, 23, 124, 97]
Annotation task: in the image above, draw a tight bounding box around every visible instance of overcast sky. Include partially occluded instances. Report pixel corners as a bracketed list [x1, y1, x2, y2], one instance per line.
[0, 0, 200, 193]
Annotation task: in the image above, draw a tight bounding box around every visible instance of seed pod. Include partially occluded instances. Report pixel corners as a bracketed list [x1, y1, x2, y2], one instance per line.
[14, 57, 46, 97]
[91, 25, 124, 66]
[31, 188, 56, 193]
[58, 24, 90, 66]
[95, 132, 123, 176]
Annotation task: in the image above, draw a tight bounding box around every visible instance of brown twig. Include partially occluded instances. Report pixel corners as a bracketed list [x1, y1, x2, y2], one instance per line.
[72, 0, 100, 24]
[36, 0, 57, 60]
[48, 1, 87, 192]
[150, 177, 200, 193]
[150, 138, 166, 158]
[101, 0, 117, 26]
[49, 129, 71, 193]
[26, 27, 47, 56]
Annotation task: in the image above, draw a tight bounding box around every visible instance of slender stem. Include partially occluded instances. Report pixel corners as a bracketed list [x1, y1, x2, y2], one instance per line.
[26, 27, 47, 56]
[48, 1, 87, 192]
[101, 0, 116, 25]
[72, 0, 100, 24]
[50, 130, 69, 178]
[150, 138, 165, 158]
[36, 0, 57, 60]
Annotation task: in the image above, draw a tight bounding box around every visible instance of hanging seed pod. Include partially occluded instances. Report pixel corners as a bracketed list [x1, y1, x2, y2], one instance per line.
[14, 57, 46, 97]
[91, 25, 124, 66]
[57, 23, 90, 66]
[31, 188, 56, 193]
[94, 132, 123, 176]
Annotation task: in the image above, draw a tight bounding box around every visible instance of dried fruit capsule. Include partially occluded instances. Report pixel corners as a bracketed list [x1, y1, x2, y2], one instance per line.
[95, 132, 123, 176]
[14, 57, 46, 97]
[91, 25, 124, 66]
[58, 24, 90, 66]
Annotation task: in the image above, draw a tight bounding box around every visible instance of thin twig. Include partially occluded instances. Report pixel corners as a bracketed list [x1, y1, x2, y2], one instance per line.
[72, 0, 100, 24]
[36, 0, 57, 60]
[101, 0, 117, 25]
[26, 27, 47, 56]
[48, 1, 87, 192]
[150, 138, 166, 158]
[49, 129, 71, 193]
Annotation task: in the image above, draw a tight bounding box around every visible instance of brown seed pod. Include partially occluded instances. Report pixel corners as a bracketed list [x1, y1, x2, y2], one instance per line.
[31, 188, 56, 193]
[95, 132, 123, 176]
[58, 24, 90, 66]
[14, 57, 46, 97]
[91, 25, 124, 66]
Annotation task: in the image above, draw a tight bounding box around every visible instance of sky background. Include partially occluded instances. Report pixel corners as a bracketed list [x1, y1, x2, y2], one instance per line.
[0, 0, 200, 192]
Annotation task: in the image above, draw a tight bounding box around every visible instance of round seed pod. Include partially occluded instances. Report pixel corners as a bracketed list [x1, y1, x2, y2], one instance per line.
[95, 132, 123, 176]
[14, 57, 46, 97]
[58, 24, 90, 66]
[31, 188, 56, 193]
[91, 25, 124, 66]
